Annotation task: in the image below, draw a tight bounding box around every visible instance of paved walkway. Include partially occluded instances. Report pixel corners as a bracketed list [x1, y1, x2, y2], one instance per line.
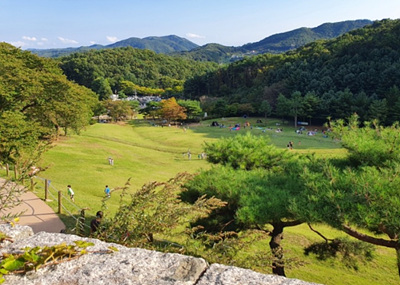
[0, 178, 65, 233]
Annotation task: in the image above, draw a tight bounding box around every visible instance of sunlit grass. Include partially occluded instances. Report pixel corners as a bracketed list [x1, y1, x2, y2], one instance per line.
[29, 118, 398, 284]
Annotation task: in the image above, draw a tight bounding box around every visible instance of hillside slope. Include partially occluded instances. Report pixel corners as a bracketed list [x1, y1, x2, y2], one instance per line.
[183, 19, 400, 124]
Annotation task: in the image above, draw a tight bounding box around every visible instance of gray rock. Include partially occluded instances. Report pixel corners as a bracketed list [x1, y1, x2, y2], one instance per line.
[0, 227, 320, 285]
[0, 224, 34, 246]
[198, 264, 319, 285]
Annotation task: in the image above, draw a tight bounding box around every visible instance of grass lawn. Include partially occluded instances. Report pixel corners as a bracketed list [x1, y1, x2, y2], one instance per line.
[23, 117, 397, 284]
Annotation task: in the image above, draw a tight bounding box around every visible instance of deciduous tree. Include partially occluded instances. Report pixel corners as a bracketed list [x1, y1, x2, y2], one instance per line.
[159, 97, 187, 123]
[177, 99, 202, 120]
[102, 100, 133, 122]
[259, 100, 272, 119]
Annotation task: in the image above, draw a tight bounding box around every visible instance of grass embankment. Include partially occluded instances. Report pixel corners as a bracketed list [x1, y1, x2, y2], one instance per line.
[33, 117, 397, 284]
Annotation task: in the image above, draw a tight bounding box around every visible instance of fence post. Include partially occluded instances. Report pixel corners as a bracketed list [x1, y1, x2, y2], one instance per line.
[6, 164, 9, 177]
[13, 165, 17, 180]
[78, 209, 86, 236]
[45, 179, 49, 201]
[58, 191, 62, 214]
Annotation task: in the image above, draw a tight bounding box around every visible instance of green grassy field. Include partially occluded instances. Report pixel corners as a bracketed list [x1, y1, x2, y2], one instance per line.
[30, 117, 397, 284]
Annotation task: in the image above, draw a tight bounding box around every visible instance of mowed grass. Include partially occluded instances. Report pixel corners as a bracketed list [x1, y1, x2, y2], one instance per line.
[36, 121, 212, 217]
[33, 117, 397, 284]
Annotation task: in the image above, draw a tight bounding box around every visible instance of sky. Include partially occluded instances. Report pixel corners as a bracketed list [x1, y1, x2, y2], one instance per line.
[1, 0, 400, 50]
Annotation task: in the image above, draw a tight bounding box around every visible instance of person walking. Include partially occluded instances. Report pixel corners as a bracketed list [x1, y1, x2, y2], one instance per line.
[67, 185, 75, 202]
[104, 185, 111, 197]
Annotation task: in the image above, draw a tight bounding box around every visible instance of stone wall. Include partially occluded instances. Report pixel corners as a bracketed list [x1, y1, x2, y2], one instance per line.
[0, 224, 320, 285]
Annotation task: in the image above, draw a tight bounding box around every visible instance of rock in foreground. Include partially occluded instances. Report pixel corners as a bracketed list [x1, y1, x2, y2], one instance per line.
[0, 224, 320, 285]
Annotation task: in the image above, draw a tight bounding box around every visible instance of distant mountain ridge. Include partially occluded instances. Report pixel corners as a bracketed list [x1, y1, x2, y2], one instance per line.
[107, 35, 199, 53]
[29, 19, 372, 61]
[240, 19, 373, 54]
[29, 35, 199, 58]
[178, 19, 373, 62]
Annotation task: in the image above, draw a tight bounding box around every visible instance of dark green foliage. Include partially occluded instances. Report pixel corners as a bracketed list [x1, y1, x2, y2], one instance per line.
[174, 43, 239, 63]
[184, 19, 400, 124]
[0, 112, 42, 165]
[259, 100, 272, 119]
[177, 99, 203, 120]
[138, 101, 161, 119]
[332, 115, 400, 167]
[175, 20, 371, 63]
[59, 47, 218, 98]
[0, 43, 97, 164]
[183, 134, 308, 276]
[304, 237, 374, 270]
[291, 115, 400, 277]
[181, 166, 248, 232]
[242, 20, 372, 54]
[92, 77, 112, 100]
[204, 133, 293, 170]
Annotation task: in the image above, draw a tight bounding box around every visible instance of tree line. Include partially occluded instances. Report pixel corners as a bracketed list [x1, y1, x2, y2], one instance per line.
[184, 19, 400, 125]
[45, 19, 400, 126]
[58, 47, 218, 100]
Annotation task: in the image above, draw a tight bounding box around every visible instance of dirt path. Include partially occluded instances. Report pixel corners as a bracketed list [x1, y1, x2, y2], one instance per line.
[0, 178, 65, 233]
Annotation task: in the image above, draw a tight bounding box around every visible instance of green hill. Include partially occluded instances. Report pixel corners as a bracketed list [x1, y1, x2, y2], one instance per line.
[174, 20, 372, 62]
[184, 19, 400, 125]
[59, 46, 218, 96]
[241, 20, 372, 54]
[107, 35, 199, 53]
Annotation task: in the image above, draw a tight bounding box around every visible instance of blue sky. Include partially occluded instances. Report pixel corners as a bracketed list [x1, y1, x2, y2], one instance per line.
[1, 0, 399, 50]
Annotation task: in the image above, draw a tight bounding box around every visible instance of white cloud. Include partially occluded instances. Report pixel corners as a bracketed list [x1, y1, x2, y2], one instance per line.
[186, 33, 205, 39]
[106, 36, 118, 43]
[41, 37, 48, 42]
[90, 41, 96, 45]
[10, 41, 26, 47]
[58, 37, 78, 44]
[22, 36, 37, 41]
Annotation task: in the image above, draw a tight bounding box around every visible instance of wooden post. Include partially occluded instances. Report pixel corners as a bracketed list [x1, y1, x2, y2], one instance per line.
[58, 191, 62, 214]
[13, 165, 18, 180]
[78, 209, 86, 236]
[30, 177, 34, 191]
[45, 179, 49, 201]
[6, 164, 9, 177]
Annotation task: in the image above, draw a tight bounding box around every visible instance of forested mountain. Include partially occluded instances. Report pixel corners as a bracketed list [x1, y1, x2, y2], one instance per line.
[240, 19, 372, 54]
[29, 35, 199, 58]
[173, 20, 372, 62]
[59, 47, 218, 99]
[29, 20, 371, 62]
[174, 43, 238, 63]
[184, 19, 400, 125]
[107, 35, 199, 53]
